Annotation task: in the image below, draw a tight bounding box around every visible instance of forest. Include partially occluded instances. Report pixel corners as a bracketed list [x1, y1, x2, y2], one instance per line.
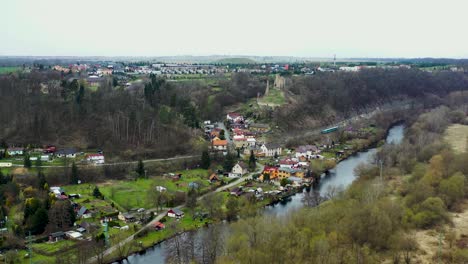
[0, 71, 264, 159]
[275, 69, 468, 129]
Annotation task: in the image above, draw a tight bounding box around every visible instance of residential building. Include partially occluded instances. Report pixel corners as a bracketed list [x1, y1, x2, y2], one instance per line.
[212, 140, 228, 151]
[85, 154, 105, 164]
[167, 208, 184, 218]
[6, 147, 23, 156]
[55, 148, 78, 158]
[260, 143, 282, 157]
[229, 162, 248, 178]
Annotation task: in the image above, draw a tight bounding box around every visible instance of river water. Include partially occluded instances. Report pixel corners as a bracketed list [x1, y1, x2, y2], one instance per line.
[119, 124, 405, 264]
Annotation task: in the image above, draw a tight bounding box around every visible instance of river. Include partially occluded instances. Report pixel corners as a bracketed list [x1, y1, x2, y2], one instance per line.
[119, 124, 405, 264]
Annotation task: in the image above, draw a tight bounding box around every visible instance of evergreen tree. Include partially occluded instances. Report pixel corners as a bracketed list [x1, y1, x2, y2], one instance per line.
[37, 172, 47, 190]
[219, 129, 226, 140]
[200, 150, 211, 169]
[76, 85, 85, 105]
[24, 154, 32, 168]
[248, 150, 256, 171]
[35, 158, 42, 168]
[223, 152, 236, 172]
[186, 188, 198, 211]
[70, 162, 78, 184]
[136, 160, 145, 178]
[29, 207, 48, 234]
[93, 186, 102, 198]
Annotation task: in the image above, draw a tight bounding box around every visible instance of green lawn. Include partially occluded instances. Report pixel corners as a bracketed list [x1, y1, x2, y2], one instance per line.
[259, 88, 286, 106]
[99, 169, 210, 210]
[0, 67, 21, 74]
[31, 240, 75, 255]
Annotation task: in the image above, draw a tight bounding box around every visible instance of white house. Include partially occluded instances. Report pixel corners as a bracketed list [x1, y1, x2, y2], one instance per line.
[167, 208, 184, 218]
[226, 112, 244, 123]
[295, 145, 320, 159]
[247, 138, 256, 147]
[7, 147, 23, 156]
[229, 162, 248, 178]
[260, 143, 282, 157]
[85, 154, 105, 164]
[56, 148, 78, 158]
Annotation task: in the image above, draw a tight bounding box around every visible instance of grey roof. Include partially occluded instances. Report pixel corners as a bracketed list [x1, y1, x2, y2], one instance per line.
[51, 231, 65, 238]
[264, 143, 281, 149]
[77, 206, 87, 218]
[56, 148, 78, 155]
[171, 208, 184, 215]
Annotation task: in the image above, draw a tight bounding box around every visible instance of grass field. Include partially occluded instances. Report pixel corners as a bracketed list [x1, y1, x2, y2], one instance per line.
[99, 169, 210, 209]
[0, 66, 21, 74]
[258, 88, 286, 106]
[444, 124, 468, 153]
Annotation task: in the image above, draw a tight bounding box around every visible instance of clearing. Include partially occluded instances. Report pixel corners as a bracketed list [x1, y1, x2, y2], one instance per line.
[444, 124, 468, 153]
[258, 88, 286, 107]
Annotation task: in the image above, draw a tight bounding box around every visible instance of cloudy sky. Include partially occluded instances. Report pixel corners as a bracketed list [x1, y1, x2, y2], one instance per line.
[2, 0, 467, 58]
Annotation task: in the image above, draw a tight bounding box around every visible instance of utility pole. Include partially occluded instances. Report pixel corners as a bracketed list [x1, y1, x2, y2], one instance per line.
[379, 160, 383, 184]
[27, 231, 32, 264]
[438, 231, 444, 264]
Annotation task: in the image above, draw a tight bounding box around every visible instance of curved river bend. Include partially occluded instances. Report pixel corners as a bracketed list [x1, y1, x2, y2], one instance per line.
[119, 124, 405, 263]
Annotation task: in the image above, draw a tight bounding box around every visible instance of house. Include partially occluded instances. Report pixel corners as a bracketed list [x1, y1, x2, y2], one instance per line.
[167, 208, 184, 218]
[210, 128, 222, 138]
[40, 155, 50, 162]
[249, 123, 270, 133]
[55, 148, 78, 158]
[247, 138, 256, 147]
[209, 173, 220, 183]
[295, 145, 320, 159]
[6, 147, 23, 156]
[233, 138, 249, 149]
[278, 168, 305, 179]
[230, 187, 244, 196]
[121, 213, 136, 222]
[154, 221, 165, 230]
[85, 154, 105, 164]
[226, 112, 244, 123]
[76, 227, 86, 233]
[261, 166, 279, 181]
[287, 176, 304, 187]
[212, 140, 228, 151]
[260, 143, 282, 157]
[49, 231, 65, 242]
[279, 158, 298, 168]
[77, 206, 91, 218]
[65, 231, 83, 240]
[229, 162, 248, 178]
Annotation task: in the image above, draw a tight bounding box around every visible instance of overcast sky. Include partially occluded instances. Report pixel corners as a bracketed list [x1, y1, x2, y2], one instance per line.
[2, 0, 467, 58]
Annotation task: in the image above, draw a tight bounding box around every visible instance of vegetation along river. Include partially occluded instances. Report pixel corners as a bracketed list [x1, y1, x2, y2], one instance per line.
[118, 124, 405, 263]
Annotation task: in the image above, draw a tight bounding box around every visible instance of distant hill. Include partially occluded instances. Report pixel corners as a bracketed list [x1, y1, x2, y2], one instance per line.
[214, 58, 257, 64]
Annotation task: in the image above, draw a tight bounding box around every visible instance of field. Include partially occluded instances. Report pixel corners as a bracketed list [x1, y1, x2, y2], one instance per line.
[0, 67, 21, 74]
[99, 169, 210, 209]
[258, 88, 286, 106]
[444, 124, 468, 153]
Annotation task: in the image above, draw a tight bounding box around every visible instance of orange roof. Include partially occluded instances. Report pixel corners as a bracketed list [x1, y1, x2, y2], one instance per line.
[212, 140, 227, 146]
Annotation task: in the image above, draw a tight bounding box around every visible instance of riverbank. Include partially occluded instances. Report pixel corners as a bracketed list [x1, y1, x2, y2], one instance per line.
[107, 122, 406, 264]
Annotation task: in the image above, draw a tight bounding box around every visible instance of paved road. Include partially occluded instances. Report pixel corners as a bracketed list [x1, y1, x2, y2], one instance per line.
[87, 164, 263, 264]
